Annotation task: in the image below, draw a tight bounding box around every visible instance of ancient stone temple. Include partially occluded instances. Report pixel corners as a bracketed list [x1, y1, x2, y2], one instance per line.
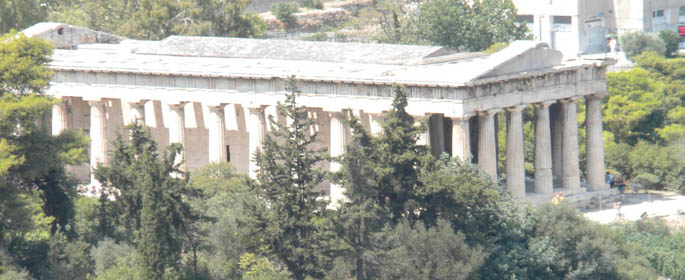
[27, 23, 614, 203]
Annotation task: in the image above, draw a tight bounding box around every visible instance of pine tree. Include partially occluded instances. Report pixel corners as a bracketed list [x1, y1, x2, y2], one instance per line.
[332, 113, 386, 280]
[94, 124, 195, 278]
[247, 78, 336, 280]
[372, 85, 433, 223]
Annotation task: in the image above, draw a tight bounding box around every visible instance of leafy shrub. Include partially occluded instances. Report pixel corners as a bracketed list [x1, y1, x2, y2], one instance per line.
[614, 219, 685, 279]
[620, 32, 665, 60]
[658, 30, 680, 58]
[378, 219, 486, 280]
[484, 42, 509, 54]
[303, 0, 324, 9]
[271, 2, 299, 27]
[90, 238, 135, 276]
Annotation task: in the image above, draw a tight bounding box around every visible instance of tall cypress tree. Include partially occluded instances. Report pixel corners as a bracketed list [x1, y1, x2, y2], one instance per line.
[373, 85, 433, 223]
[94, 124, 194, 278]
[247, 78, 336, 280]
[332, 113, 386, 280]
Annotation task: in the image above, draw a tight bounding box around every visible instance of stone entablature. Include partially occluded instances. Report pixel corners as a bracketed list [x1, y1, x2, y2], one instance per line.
[51, 61, 609, 118]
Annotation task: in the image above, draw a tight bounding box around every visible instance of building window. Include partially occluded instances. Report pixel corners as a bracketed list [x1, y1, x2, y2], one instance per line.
[553, 16, 572, 24]
[679, 6, 685, 22]
[653, 9, 664, 18]
[516, 15, 534, 24]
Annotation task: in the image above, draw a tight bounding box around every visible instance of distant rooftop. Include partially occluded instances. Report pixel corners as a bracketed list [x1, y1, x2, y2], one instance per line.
[135, 36, 459, 66]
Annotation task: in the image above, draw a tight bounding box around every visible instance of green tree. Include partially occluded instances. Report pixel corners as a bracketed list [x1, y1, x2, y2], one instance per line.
[0, 30, 88, 278]
[184, 162, 259, 279]
[246, 78, 336, 280]
[48, 0, 266, 40]
[620, 32, 666, 60]
[417, 0, 528, 51]
[270, 2, 300, 28]
[94, 124, 195, 278]
[378, 219, 486, 280]
[658, 29, 680, 58]
[331, 113, 387, 280]
[0, 0, 48, 34]
[371, 85, 433, 223]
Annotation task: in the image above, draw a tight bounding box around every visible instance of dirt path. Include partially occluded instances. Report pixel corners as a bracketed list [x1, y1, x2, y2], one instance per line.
[583, 190, 685, 228]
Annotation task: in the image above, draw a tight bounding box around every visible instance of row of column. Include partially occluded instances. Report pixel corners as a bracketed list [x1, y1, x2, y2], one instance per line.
[455, 95, 607, 198]
[51, 94, 607, 200]
[51, 99, 270, 186]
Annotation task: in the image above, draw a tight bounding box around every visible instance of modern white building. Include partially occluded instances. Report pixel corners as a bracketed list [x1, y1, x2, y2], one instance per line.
[514, 0, 685, 57]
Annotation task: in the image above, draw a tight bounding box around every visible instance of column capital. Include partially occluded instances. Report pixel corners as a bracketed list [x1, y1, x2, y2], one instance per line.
[167, 102, 188, 109]
[451, 113, 474, 120]
[126, 99, 147, 105]
[533, 100, 556, 109]
[505, 105, 527, 113]
[477, 108, 501, 117]
[585, 92, 608, 100]
[559, 97, 581, 104]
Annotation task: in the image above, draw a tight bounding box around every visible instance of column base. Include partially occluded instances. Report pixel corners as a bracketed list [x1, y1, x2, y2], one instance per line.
[534, 169, 554, 194]
[562, 176, 581, 190]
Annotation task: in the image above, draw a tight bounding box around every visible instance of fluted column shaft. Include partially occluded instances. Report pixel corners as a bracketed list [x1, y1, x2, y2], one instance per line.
[550, 103, 563, 185]
[534, 102, 554, 194]
[428, 115, 445, 157]
[52, 102, 68, 136]
[451, 116, 471, 160]
[329, 112, 346, 205]
[560, 98, 581, 189]
[168, 104, 186, 171]
[506, 106, 526, 198]
[207, 105, 226, 164]
[586, 94, 607, 190]
[89, 101, 107, 186]
[478, 110, 499, 180]
[248, 107, 266, 178]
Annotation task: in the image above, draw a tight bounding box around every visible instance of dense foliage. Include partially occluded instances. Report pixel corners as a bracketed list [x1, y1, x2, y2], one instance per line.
[1, 0, 267, 39]
[604, 52, 685, 192]
[3, 14, 685, 280]
[620, 31, 666, 60]
[342, 0, 528, 51]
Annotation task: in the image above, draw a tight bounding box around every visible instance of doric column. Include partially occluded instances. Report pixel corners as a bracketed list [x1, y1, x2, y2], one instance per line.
[52, 101, 68, 136]
[586, 94, 607, 190]
[248, 107, 266, 178]
[369, 114, 384, 135]
[128, 101, 145, 125]
[144, 101, 157, 127]
[89, 101, 107, 186]
[207, 105, 226, 164]
[451, 116, 471, 160]
[428, 115, 445, 157]
[478, 109, 499, 180]
[329, 111, 346, 206]
[506, 106, 526, 198]
[533, 102, 554, 194]
[560, 98, 581, 190]
[550, 102, 563, 185]
[167, 103, 187, 171]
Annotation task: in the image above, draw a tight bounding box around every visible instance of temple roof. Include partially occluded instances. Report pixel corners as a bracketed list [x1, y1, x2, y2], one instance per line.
[23, 22, 608, 87]
[136, 36, 459, 66]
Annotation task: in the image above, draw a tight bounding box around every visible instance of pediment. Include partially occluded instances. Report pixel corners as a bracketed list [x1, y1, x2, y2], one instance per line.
[475, 41, 563, 80]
